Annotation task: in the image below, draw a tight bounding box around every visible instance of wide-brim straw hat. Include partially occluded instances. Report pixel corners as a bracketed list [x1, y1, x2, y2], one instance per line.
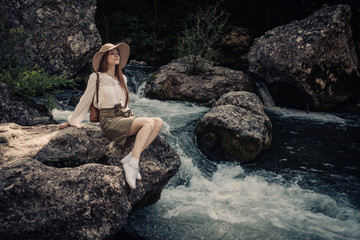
[92, 42, 130, 71]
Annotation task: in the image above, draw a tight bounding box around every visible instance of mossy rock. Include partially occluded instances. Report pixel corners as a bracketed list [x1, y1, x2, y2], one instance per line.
[195, 91, 272, 163]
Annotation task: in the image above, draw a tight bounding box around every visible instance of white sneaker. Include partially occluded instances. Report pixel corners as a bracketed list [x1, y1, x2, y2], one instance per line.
[136, 170, 142, 181]
[123, 162, 138, 189]
[121, 153, 142, 180]
[121, 152, 132, 164]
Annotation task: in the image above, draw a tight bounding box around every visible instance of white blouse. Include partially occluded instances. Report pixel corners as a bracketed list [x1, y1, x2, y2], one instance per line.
[68, 72, 130, 125]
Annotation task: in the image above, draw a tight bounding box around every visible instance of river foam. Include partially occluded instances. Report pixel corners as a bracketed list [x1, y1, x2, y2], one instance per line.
[127, 163, 360, 240]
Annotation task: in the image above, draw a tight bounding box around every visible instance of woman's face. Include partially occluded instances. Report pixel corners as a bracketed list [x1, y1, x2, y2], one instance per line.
[107, 49, 120, 66]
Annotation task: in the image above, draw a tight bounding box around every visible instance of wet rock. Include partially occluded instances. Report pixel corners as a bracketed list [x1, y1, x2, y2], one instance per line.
[144, 57, 254, 105]
[0, 82, 53, 125]
[0, 123, 180, 239]
[0, 0, 101, 76]
[195, 91, 272, 163]
[247, 4, 360, 111]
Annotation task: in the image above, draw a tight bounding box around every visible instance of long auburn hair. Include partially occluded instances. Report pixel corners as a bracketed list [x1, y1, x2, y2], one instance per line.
[98, 51, 129, 107]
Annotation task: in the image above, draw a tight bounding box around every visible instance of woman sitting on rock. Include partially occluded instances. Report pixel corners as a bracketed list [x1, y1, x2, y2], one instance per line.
[58, 43, 163, 189]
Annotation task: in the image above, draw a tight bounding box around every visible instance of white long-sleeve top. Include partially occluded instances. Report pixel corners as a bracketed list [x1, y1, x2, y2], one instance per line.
[68, 72, 130, 125]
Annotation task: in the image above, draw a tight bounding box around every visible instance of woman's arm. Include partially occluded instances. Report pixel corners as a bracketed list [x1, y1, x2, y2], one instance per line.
[58, 73, 97, 129]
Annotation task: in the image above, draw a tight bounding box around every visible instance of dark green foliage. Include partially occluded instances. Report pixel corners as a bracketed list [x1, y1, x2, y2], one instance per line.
[175, 2, 229, 75]
[0, 22, 31, 70]
[96, 0, 208, 64]
[1, 65, 76, 98]
[0, 20, 77, 110]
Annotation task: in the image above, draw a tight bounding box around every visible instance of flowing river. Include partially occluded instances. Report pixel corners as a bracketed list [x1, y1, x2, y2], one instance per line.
[52, 66, 360, 240]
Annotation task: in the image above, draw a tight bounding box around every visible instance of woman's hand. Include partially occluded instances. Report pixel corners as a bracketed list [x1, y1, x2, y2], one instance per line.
[58, 122, 70, 130]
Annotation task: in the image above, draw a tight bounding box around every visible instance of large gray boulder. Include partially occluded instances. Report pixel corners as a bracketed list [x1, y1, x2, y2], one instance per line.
[0, 0, 101, 76]
[0, 123, 180, 239]
[247, 4, 360, 111]
[195, 91, 272, 163]
[0, 82, 53, 125]
[144, 57, 254, 106]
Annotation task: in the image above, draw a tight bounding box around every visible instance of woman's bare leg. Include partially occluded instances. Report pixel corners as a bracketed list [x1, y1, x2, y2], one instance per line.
[121, 117, 163, 188]
[142, 117, 163, 150]
[127, 118, 154, 158]
[127, 117, 163, 158]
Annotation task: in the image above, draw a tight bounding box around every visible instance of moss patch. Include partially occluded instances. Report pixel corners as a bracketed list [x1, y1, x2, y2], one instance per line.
[195, 122, 262, 163]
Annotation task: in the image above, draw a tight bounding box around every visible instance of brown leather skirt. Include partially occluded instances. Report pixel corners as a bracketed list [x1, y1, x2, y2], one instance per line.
[99, 104, 135, 147]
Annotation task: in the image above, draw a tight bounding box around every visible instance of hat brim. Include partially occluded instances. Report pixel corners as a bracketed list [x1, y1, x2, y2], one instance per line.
[92, 43, 130, 71]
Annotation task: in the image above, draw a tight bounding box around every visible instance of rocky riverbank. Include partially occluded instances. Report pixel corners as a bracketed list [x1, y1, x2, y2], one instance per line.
[1, 2, 360, 239]
[0, 123, 180, 239]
